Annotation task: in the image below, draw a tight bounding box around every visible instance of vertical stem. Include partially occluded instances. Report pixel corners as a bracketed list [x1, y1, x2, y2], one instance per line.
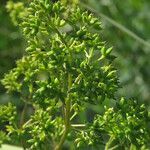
[20, 102, 27, 127]
[20, 102, 28, 150]
[105, 136, 114, 150]
[55, 74, 72, 150]
[54, 23, 72, 149]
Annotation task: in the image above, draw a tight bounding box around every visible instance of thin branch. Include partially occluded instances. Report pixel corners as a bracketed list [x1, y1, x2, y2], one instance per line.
[70, 112, 78, 121]
[20, 102, 28, 127]
[108, 144, 120, 150]
[80, 2, 150, 48]
[22, 119, 32, 128]
[47, 15, 69, 48]
[105, 136, 115, 150]
[55, 74, 72, 150]
[71, 124, 86, 128]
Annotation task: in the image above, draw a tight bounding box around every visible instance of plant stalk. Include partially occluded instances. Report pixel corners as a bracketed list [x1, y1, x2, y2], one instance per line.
[105, 136, 115, 150]
[55, 74, 72, 150]
[71, 124, 86, 128]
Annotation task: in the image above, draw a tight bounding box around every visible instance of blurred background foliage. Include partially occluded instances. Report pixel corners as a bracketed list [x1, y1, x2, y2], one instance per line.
[0, 0, 24, 105]
[0, 0, 149, 110]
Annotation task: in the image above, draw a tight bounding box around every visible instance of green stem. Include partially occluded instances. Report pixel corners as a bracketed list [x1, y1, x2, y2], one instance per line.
[20, 102, 27, 127]
[54, 100, 70, 150]
[55, 74, 72, 150]
[71, 124, 86, 128]
[48, 19, 68, 48]
[105, 136, 114, 150]
[108, 145, 120, 150]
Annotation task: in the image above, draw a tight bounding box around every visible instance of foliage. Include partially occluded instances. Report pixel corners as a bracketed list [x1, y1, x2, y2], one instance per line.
[0, 103, 16, 146]
[74, 98, 150, 149]
[92, 98, 150, 149]
[6, 1, 28, 26]
[0, 0, 150, 150]
[81, 0, 150, 103]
